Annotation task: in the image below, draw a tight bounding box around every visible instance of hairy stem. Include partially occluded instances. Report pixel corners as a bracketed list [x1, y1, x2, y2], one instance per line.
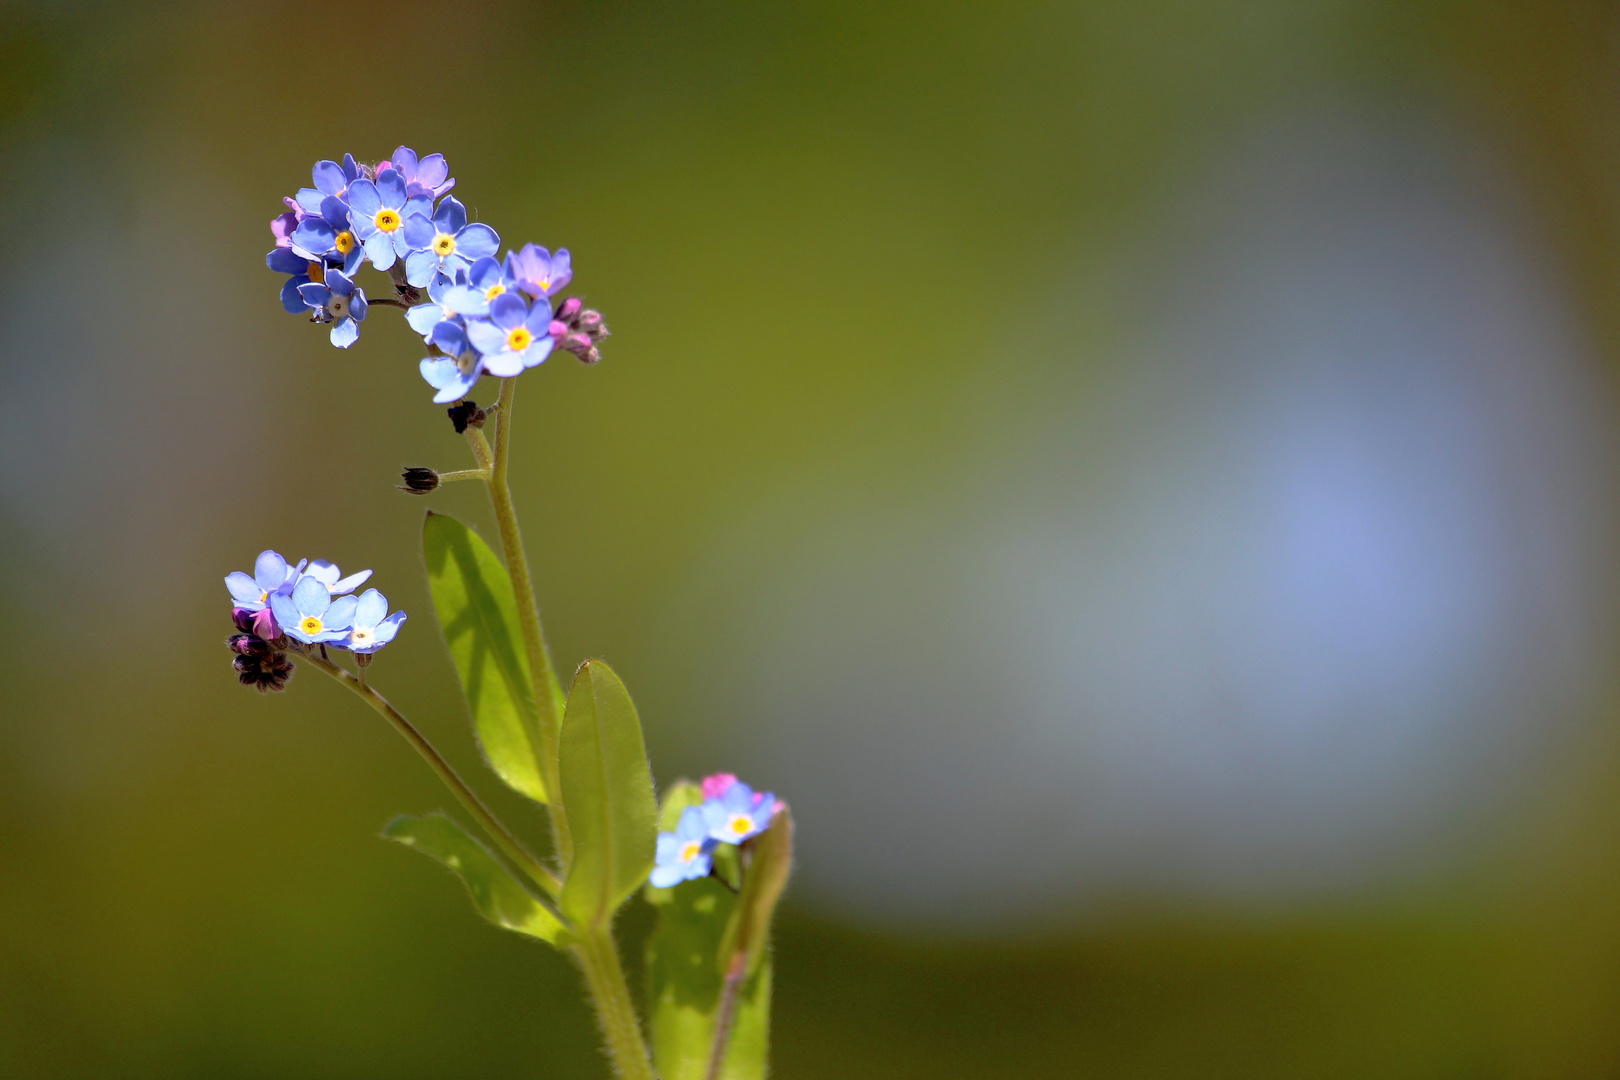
[576, 927, 657, 1080]
[706, 955, 747, 1080]
[467, 377, 571, 865]
[299, 647, 561, 897]
[437, 468, 490, 484]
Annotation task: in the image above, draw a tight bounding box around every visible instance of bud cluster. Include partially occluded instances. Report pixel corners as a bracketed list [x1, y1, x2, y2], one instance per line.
[549, 297, 610, 365]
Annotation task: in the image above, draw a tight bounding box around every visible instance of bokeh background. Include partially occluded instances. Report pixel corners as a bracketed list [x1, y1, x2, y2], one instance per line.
[6, 1, 1620, 1075]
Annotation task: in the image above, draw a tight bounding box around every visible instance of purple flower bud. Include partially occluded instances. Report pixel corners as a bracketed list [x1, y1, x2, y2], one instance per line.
[581, 346, 601, 365]
[251, 607, 280, 641]
[556, 297, 582, 323]
[578, 310, 603, 334]
[563, 333, 593, 356]
[548, 319, 569, 339]
[232, 607, 257, 634]
[227, 633, 269, 657]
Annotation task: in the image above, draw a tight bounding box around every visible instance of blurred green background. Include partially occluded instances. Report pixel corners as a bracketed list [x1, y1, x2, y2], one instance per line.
[8, 1, 1620, 1076]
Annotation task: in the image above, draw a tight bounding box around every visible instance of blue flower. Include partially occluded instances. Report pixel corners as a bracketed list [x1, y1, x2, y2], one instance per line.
[649, 806, 714, 888]
[700, 781, 776, 845]
[266, 247, 323, 314]
[507, 243, 572, 300]
[225, 549, 302, 612]
[385, 145, 455, 200]
[466, 292, 554, 377]
[292, 156, 363, 216]
[403, 196, 499, 286]
[434, 256, 516, 318]
[288, 194, 364, 276]
[334, 588, 406, 653]
[348, 169, 434, 273]
[297, 269, 369, 348]
[302, 559, 372, 596]
[419, 319, 486, 403]
[403, 270, 469, 341]
[270, 576, 359, 645]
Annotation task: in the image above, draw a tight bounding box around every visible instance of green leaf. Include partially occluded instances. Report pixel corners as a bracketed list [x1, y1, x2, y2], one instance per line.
[718, 806, 793, 979]
[384, 813, 568, 945]
[645, 878, 771, 1080]
[558, 659, 658, 928]
[422, 511, 547, 803]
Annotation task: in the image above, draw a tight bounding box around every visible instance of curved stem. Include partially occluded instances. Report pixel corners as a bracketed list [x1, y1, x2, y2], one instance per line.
[299, 647, 561, 897]
[576, 927, 657, 1080]
[470, 377, 571, 866]
[706, 955, 747, 1080]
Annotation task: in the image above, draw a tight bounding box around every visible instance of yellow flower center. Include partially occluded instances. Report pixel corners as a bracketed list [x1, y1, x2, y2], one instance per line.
[350, 628, 373, 646]
[484, 282, 506, 301]
[298, 615, 324, 637]
[334, 231, 355, 253]
[728, 814, 753, 836]
[432, 232, 456, 256]
[374, 208, 401, 232]
[679, 841, 702, 863]
[306, 261, 323, 283]
[258, 591, 269, 604]
[506, 326, 533, 352]
[537, 278, 549, 293]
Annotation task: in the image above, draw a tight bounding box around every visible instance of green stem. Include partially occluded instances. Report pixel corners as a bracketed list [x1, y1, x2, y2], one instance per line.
[706, 954, 746, 1080]
[575, 927, 657, 1080]
[437, 468, 490, 484]
[466, 377, 571, 866]
[299, 647, 561, 897]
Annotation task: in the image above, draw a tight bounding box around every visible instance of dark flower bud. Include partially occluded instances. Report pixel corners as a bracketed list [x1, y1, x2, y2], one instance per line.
[399, 466, 440, 495]
[234, 649, 295, 693]
[227, 633, 270, 658]
[447, 400, 487, 434]
[232, 607, 257, 634]
[556, 297, 582, 323]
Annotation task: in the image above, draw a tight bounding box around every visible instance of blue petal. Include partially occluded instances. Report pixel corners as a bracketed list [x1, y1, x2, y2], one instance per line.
[294, 188, 325, 214]
[648, 864, 684, 889]
[312, 160, 346, 194]
[266, 247, 306, 274]
[324, 268, 354, 295]
[332, 569, 372, 595]
[434, 196, 467, 234]
[429, 321, 469, 355]
[348, 179, 381, 217]
[297, 282, 331, 307]
[392, 145, 418, 177]
[354, 588, 387, 628]
[455, 223, 499, 260]
[342, 154, 361, 182]
[342, 245, 365, 276]
[466, 319, 508, 355]
[226, 571, 261, 605]
[439, 284, 489, 317]
[291, 218, 335, 255]
[420, 357, 461, 389]
[364, 231, 396, 270]
[467, 256, 502, 291]
[404, 194, 433, 220]
[400, 212, 435, 251]
[520, 337, 554, 369]
[688, 853, 712, 878]
[406, 303, 445, 337]
[523, 297, 553, 333]
[330, 318, 359, 348]
[481, 348, 524, 378]
[655, 834, 681, 863]
[280, 276, 307, 313]
[292, 576, 330, 617]
[376, 168, 407, 208]
[255, 550, 289, 591]
[416, 153, 448, 189]
[403, 249, 438, 288]
[270, 594, 304, 640]
[324, 594, 359, 630]
[372, 611, 406, 645]
[349, 289, 368, 322]
[488, 292, 527, 329]
[319, 195, 349, 230]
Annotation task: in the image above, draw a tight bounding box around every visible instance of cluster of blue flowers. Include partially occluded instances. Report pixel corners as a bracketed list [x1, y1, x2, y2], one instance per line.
[224, 549, 406, 691]
[650, 773, 780, 888]
[268, 147, 608, 403]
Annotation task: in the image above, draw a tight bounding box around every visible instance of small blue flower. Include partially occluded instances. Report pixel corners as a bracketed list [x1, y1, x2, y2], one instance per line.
[225, 549, 302, 612]
[334, 588, 406, 653]
[348, 169, 434, 273]
[466, 292, 554, 377]
[385, 145, 455, 200]
[302, 559, 372, 596]
[266, 247, 323, 314]
[292, 156, 363, 216]
[419, 319, 487, 403]
[297, 269, 369, 348]
[700, 781, 776, 845]
[435, 256, 516, 318]
[507, 243, 572, 300]
[270, 576, 359, 645]
[649, 806, 714, 888]
[288, 194, 365, 276]
[404, 196, 499, 286]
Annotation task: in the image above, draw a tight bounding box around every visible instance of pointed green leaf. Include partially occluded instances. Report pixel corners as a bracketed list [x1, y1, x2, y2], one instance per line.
[719, 806, 793, 978]
[384, 813, 568, 945]
[645, 879, 771, 1080]
[422, 511, 547, 803]
[558, 660, 657, 928]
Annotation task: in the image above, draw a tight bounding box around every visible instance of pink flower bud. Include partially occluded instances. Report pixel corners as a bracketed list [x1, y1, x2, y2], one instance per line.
[579, 310, 603, 333]
[549, 320, 569, 339]
[556, 297, 582, 322]
[252, 608, 280, 641]
[701, 773, 738, 799]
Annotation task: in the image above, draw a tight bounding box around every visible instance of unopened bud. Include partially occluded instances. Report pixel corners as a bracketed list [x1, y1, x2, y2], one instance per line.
[563, 333, 593, 356]
[578, 310, 603, 334]
[227, 633, 269, 657]
[399, 466, 440, 495]
[447, 400, 487, 434]
[232, 648, 295, 693]
[582, 346, 601, 365]
[251, 608, 280, 641]
[556, 297, 582, 323]
[549, 319, 569, 339]
[232, 607, 257, 634]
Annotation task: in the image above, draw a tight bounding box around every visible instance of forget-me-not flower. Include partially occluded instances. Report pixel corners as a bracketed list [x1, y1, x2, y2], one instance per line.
[700, 780, 777, 845]
[226, 549, 303, 612]
[404, 196, 499, 286]
[271, 576, 359, 645]
[267, 247, 322, 314]
[289, 195, 364, 276]
[293, 156, 363, 215]
[649, 806, 714, 888]
[507, 243, 571, 300]
[297, 269, 369, 348]
[384, 145, 455, 200]
[419, 319, 486, 403]
[348, 169, 434, 272]
[334, 588, 407, 654]
[302, 559, 372, 596]
[466, 293, 554, 377]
